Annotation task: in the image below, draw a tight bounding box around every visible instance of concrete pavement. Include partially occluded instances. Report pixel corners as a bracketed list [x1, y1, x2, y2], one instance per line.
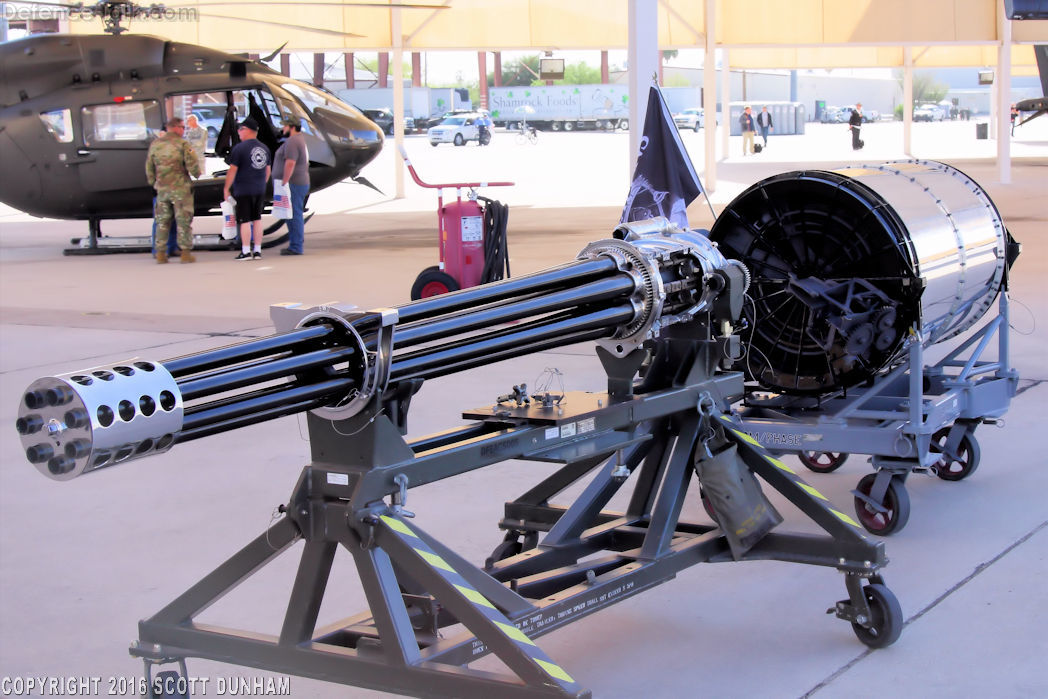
[1, 122, 1045, 698]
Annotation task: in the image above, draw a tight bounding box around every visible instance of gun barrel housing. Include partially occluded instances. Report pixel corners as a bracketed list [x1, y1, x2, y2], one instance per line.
[17, 220, 742, 480]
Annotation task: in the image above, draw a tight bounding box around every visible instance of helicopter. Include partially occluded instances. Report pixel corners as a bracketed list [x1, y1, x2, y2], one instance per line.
[0, 0, 448, 254]
[1014, 45, 1047, 126]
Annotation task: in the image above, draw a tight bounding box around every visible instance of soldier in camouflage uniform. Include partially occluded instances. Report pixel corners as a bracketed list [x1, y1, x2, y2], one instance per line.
[146, 117, 201, 263]
[183, 113, 208, 174]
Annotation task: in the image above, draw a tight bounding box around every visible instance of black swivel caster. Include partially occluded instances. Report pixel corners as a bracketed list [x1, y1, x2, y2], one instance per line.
[799, 451, 849, 473]
[144, 659, 190, 699]
[851, 583, 904, 648]
[931, 425, 981, 481]
[485, 529, 539, 569]
[853, 472, 911, 535]
[834, 575, 903, 649]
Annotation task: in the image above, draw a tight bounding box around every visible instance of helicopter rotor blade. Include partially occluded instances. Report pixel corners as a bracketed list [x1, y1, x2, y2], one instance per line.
[5, 0, 89, 9]
[170, 2, 450, 9]
[195, 11, 366, 38]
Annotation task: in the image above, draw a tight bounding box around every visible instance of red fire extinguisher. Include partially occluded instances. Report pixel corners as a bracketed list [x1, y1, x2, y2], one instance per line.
[399, 146, 514, 300]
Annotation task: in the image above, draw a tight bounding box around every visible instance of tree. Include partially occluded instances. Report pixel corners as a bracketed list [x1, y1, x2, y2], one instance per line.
[549, 61, 601, 85]
[895, 69, 950, 105]
[353, 55, 412, 82]
[491, 54, 541, 87]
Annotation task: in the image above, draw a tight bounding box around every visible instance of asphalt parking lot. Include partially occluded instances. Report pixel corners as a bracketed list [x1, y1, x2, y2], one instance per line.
[1, 119, 1046, 698]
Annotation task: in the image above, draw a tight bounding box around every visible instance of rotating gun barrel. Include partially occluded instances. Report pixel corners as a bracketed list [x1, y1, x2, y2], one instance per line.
[16, 219, 747, 481]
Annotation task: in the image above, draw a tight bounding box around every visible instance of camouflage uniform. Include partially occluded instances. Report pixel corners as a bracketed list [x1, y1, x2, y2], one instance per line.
[183, 125, 208, 174]
[145, 132, 201, 251]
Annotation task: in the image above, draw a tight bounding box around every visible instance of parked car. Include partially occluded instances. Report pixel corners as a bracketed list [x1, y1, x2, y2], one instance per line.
[914, 105, 943, 122]
[674, 108, 705, 131]
[354, 108, 417, 134]
[421, 109, 478, 131]
[428, 114, 485, 146]
[862, 109, 881, 123]
[820, 107, 846, 123]
[672, 108, 719, 131]
[359, 107, 394, 134]
[191, 104, 227, 146]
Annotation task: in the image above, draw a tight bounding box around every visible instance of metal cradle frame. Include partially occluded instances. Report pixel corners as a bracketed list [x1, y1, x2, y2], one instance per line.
[132, 345, 895, 698]
[733, 291, 1019, 535]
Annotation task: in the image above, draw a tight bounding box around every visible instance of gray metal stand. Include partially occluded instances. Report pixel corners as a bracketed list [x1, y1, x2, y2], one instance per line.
[131, 348, 900, 698]
[734, 291, 1019, 535]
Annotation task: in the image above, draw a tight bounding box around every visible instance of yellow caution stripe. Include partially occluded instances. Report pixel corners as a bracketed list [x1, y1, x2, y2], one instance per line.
[455, 584, 497, 609]
[798, 482, 829, 501]
[716, 417, 769, 451]
[764, 454, 796, 474]
[379, 515, 579, 690]
[715, 416, 865, 535]
[494, 620, 536, 645]
[534, 658, 574, 683]
[730, 428, 762, 448]
[381, 515, 418, 538]
[414, 548, 455, 572]
[830, 508, 862, 528]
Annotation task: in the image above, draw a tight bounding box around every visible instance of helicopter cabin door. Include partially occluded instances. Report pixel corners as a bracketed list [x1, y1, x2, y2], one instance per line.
[164, 91, 248, 180]
[76, 99, 162, 193]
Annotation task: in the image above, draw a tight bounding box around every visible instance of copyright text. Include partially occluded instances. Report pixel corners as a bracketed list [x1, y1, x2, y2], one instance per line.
[1, 675, 291, 696]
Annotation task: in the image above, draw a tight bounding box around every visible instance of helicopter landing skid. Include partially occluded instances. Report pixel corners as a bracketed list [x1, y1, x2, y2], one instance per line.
[63, 214, 312, 256]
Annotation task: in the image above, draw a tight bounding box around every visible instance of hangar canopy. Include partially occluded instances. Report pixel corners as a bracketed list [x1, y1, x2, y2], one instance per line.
[49, 0, 1048, 188]
[58, 0, 1046, 72]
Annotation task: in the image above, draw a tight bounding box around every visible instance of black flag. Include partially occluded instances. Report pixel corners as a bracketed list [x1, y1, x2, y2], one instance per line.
[620, 85, 703, 230]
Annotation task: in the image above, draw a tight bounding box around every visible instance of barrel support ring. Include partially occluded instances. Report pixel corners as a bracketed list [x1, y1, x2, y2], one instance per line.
[296, 308, 399, 421]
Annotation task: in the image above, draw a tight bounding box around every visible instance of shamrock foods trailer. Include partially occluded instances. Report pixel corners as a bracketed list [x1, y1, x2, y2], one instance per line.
[490, 84, 631, 131]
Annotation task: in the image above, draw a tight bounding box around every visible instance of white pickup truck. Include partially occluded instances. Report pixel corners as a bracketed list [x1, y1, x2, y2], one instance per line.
[428, 114, 486, 146]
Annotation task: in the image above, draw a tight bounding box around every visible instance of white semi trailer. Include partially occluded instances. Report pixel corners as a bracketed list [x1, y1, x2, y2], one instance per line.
[334, 87, 471, 126]
[488, 84, 631, 131]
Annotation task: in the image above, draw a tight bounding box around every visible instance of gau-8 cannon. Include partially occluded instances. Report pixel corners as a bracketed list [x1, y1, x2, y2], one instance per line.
[15, 216, 900, 697]
[17, 222, 746, 482]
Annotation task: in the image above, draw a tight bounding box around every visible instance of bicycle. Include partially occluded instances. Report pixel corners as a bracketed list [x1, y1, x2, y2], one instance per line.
[514, 122, 538, 145]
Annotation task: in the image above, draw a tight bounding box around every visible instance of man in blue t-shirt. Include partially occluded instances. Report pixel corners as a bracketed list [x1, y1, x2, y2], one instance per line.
[223, 117, 271, 260]
[476, 112, 492, 145]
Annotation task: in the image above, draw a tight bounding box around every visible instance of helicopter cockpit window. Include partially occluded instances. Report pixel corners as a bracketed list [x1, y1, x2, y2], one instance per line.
[282, 82, 377, 144]
[39, 109, 73, 143]
[257, 88, 284, 133]
[263, 82, 314, 136]
[281, 82, 358, 120]
[81, 101, 160, 147]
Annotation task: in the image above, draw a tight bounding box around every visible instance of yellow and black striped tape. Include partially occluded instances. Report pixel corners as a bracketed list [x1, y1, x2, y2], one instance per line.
[378, 515, 578, 688]
[716, 416, 863, 530]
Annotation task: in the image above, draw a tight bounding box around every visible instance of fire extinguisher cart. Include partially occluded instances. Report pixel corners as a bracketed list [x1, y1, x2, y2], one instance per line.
[399, 146, 514, 299]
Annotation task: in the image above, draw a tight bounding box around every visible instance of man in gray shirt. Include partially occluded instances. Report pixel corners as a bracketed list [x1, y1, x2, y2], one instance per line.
[274, 116, 311, 255]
